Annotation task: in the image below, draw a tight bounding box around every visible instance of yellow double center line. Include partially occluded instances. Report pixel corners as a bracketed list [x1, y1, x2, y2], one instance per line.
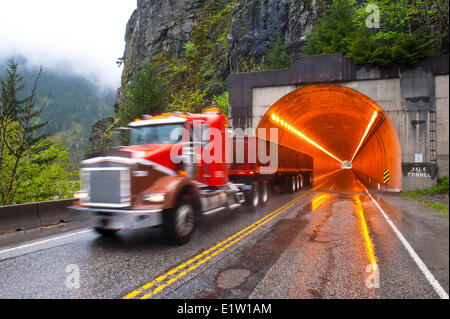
[124, 179, 330, 299]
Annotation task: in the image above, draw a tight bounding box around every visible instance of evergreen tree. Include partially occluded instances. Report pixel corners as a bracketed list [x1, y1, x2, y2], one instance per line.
[348, 0, 440, 65]
[117, 59, 168, 124]
[0, 59, 52, 204]
[261, 35, 294, 70]
[302, 0, 356, 57]
[303, 0, 448, 66]
[0, 60, 27, 120]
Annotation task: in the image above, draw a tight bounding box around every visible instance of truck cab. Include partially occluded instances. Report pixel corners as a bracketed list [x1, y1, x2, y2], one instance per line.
[71, 109, 245, 244]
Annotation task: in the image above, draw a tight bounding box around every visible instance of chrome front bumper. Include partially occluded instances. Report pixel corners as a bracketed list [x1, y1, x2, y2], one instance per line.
[69, 206, 163, 230]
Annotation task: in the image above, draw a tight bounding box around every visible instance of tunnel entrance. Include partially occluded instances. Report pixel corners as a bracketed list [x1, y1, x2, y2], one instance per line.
[257, 84, 402, 191]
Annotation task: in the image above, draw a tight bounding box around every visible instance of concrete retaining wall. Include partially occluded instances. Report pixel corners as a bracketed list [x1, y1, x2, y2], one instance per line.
[0, 199, 76, 235]
[436, 74, 449, 178]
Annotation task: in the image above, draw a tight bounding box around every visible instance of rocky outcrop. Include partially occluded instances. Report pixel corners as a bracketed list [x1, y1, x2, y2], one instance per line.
[88, 116, 114, 154]
[117, 0, 321, 104]
[229, 0, 319, 67]
[120, 0, 208, 88]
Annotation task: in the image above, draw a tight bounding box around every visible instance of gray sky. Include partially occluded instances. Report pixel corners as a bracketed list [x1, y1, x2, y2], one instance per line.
[0, 0, 137, 90]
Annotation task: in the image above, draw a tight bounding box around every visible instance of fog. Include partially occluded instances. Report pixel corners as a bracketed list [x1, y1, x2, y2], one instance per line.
[0, 0, 137, 90]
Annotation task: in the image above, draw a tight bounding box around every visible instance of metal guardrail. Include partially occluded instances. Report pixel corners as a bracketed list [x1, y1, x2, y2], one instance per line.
[0, 199, 77, 235]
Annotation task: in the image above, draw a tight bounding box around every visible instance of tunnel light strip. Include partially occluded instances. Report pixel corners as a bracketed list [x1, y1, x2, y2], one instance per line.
[271, 113, 343, 163]
[350, 111, 378, 163]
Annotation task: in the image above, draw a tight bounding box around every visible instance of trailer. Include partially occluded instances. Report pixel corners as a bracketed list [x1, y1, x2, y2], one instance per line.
[228, 136, 314, 211]
[70, 109, 313, 245]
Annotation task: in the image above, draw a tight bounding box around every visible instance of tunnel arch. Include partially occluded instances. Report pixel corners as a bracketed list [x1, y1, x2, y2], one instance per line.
[256, 84, 402, 191]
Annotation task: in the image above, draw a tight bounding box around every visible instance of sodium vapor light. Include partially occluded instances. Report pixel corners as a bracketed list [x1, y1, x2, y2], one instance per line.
[271, 113, 343, 164]
[350, 111, 378, 163]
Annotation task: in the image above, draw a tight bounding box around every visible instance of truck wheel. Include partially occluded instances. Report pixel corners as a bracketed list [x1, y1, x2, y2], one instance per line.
[299, 176, 304, 190]
[296, 176, 300, 191]
[94, 228, 118, 236]
[246, 181, 259, 212]
[288, 176, 296, 194]
[164, 195, 196, 245]
[259, 180, 268, 207]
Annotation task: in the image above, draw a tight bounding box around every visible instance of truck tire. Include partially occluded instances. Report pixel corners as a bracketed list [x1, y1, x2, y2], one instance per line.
[288, 176, 296, 194]
[299, 176, 304, 190]
[94, 228, 118, 236]
[164, 194, 196, 245]
[246, 181, 259, 212]
[296, 176, 300, 191]
[259, 180, 268, 207]
[304, 174, 312, 186]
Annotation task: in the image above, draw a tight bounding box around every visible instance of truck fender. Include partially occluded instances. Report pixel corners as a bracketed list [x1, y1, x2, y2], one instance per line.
[140, 176, 201, 212]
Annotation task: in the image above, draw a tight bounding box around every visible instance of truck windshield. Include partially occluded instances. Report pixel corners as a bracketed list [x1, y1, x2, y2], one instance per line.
[130, 123, 184, 145]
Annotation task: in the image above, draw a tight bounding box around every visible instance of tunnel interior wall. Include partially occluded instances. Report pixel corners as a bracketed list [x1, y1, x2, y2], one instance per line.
[256, 84, 402, 191]
[352, 116, 402, 191]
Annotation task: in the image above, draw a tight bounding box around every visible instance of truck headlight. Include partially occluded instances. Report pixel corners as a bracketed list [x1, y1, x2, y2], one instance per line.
[74, 192, 88, 199]
[144, 193, 166, 203]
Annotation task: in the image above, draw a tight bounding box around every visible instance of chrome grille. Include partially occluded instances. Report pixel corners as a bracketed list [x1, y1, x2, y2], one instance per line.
[81, 167, 131, 207]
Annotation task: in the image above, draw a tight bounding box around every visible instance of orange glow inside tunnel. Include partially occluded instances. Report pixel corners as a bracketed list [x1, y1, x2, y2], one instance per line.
[257, 84, 402, 191]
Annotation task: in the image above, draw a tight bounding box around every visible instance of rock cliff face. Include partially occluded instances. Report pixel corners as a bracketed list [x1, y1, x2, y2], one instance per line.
[88, 116, 114, 154]
[117, 0, 320, 104]
[229, 0, 318, 65]
[121, 0, 207, 86]
[94, 0, 320, 153]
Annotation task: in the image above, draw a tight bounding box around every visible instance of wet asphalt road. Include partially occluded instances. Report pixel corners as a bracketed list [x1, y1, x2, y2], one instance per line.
[0, 170, 448, 299]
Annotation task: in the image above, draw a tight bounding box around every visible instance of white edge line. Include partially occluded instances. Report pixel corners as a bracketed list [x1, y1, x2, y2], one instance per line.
[0, 229, 93, 256]
[361, 183, 449, 299]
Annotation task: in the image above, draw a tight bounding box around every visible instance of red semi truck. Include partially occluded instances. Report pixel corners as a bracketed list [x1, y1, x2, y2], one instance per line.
[70, 109, 313, 244]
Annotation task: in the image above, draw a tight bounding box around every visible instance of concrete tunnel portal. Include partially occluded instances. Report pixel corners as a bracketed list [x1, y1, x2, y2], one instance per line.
[256, 84, 402, 191]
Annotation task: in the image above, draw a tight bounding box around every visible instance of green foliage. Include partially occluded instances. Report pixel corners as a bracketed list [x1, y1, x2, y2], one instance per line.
[261, 35, 294, 70]
[235, 53, 262, 73]
[303, 0, 357, 56]
[6, 136, 78, 204]
[303, 0, 449, 66]
[168, 87, 208, 113]
[152, 1, 233, 111]
[117, 59, 168, 124]
[0, 61, 78, 205]
[427, 202, 448, 218]
[439, 177, 450, 194]
[0, 120, 78, 205]
[184, 42, 200, 59]
[403, 193, 449, 217]
[211, 91, 229, 115]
